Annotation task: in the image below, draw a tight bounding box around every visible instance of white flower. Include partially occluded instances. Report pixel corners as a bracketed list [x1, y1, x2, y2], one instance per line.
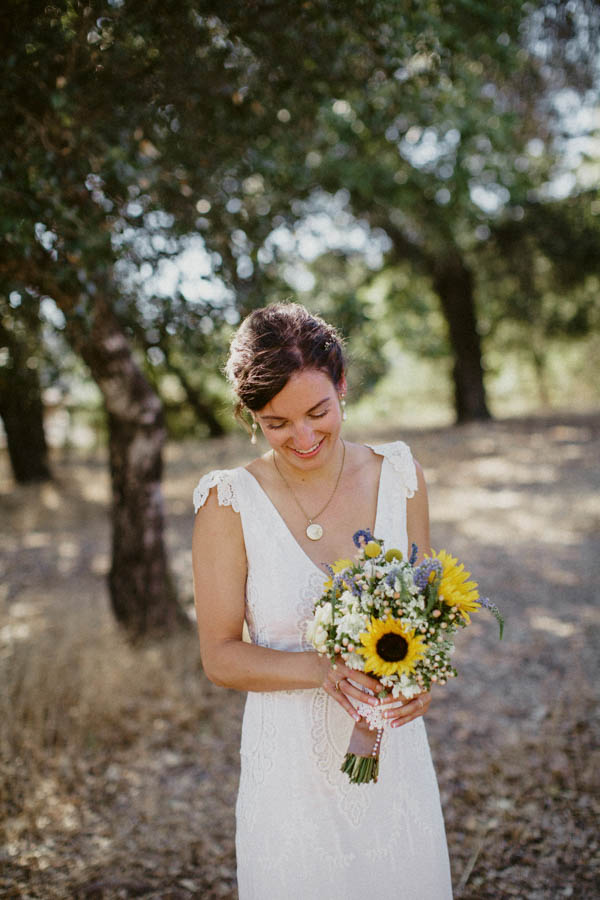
[343, 651, 365, 671]
[335, 611, 368, 642]
[314, 602, 333, 627]
[305, 621, 329, 653]
[388, 673, 421, 699]
[399, 683, 421, 700]
[338, 591, 359, 615]
[305, 602, 333, 650]
[305, 618, 317, 645]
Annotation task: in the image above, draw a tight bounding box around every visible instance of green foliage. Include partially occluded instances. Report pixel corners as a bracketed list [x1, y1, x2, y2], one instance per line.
[1, 0, 598, 437]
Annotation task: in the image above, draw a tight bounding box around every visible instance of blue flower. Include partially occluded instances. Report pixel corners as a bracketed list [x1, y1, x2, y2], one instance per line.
[384, 565, 403, 589]
[414, 558, 442, 590]
[345, 575, 363, 597]
[352, 529, 373, 548]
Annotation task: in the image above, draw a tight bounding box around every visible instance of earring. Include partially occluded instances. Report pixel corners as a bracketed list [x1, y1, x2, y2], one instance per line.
[340, 396, 347, 421]
[250, 421, 258, 445]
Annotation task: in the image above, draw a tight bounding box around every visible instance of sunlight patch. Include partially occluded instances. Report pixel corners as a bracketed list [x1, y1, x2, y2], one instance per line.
[529, 614, 576, 638]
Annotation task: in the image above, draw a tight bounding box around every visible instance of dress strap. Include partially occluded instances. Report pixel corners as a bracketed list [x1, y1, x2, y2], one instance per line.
[365, 441, 418, 498]
[193, 468, 243, 514]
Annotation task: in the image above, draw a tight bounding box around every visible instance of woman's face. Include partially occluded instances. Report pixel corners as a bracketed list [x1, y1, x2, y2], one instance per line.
[256, 368, 346, 471]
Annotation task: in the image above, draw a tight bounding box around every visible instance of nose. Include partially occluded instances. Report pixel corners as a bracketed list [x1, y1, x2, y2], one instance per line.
[293, 421, 316, 450]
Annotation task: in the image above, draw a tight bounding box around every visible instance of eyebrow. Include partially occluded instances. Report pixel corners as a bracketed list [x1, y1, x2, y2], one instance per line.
[259, 397, 330, 421]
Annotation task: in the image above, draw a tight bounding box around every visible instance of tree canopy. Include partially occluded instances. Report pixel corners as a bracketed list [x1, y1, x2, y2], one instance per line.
[1, 0, 598, 633]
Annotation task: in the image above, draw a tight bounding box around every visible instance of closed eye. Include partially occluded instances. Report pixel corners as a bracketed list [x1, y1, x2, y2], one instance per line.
[266, 408, 330, 429]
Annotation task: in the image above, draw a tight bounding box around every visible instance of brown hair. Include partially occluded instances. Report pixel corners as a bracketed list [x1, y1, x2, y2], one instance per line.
[225, 302, 345, 419]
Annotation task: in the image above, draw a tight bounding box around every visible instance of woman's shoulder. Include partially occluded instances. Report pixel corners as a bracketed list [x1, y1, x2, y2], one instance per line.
[192, 466, 248, 514]
[364, 439, 418, 495]
[365, 438, 414, 468]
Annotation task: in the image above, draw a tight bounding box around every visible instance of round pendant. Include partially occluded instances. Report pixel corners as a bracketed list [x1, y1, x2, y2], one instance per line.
[306, 522, 324, 541]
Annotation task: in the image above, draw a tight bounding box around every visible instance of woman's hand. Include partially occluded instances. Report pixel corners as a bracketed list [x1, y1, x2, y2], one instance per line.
[378, 690, 432, 728]
[320, 655, 383, 722]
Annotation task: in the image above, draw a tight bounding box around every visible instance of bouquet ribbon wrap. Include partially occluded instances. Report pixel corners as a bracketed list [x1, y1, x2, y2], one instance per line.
[341, 690, 385, 784]
[347, 718, 379, 757]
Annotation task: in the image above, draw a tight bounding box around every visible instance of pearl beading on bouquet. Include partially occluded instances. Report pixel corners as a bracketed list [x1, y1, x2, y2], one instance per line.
[356, 700, 387, 731]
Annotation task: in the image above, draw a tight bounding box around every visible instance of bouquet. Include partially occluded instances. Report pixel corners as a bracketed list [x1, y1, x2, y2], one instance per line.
[306, 530, 503, 784]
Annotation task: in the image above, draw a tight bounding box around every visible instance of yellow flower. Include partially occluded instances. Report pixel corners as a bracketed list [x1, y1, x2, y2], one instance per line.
[323, 558, 353, 590]
[357, 617, 427, 678]
[385, 547, 403, 562]
[364, 541, 381, 558]
[431, 550, 481, 623]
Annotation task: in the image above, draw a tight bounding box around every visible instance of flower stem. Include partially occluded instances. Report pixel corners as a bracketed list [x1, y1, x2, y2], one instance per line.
[341, 753, 379, 784]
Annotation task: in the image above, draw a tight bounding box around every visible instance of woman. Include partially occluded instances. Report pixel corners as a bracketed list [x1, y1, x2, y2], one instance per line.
[192, 303, 452, 899]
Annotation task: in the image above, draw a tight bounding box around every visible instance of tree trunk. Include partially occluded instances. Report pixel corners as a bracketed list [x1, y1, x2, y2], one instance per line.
[71, 297, 188, 639]
[0, 318, 51, 483]
[384, 223, 491, 424]
[432, 253, 491, 423]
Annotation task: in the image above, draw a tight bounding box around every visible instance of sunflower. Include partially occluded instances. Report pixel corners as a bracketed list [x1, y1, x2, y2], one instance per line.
[357, 617, 427, 678]
[432, 549, 481, 623]
[323, 558, 353, 590]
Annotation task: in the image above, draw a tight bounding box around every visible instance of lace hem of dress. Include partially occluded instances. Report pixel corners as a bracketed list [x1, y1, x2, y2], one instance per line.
[193, 469, 241, 514]
[366, 441, 418, 498]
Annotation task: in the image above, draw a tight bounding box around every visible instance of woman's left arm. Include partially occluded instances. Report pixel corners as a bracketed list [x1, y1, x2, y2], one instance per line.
[380, 457, 433, 727]
[406, 459, 431, 563]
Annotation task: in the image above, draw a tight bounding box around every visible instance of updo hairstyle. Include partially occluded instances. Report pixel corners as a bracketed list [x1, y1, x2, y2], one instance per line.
[226, 302, 345, 422]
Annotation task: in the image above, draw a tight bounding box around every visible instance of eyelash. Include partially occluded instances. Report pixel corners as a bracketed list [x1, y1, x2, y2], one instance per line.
[268, 410, 328, 430]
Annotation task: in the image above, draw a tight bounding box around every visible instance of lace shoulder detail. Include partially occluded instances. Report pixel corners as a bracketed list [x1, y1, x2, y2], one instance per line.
[192, 468, 242, 514]
[366, 440, 418, 498]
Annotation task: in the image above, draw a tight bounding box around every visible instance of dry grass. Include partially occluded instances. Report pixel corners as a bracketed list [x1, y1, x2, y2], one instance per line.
[1, 412, 599, 898]
[1, 619, 239, 899]
[1, 620, 202, 807]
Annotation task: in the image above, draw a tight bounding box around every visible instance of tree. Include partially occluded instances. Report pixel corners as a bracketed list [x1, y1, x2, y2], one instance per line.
[0, 295, 51, 482]
[0, 1, 203, 635]
[480, 191, 600, 403]
[3, 0, 598, 635]
[2, 0, 459, 632]
[228, 1, 600, 421]
[223, 1, 532, 420]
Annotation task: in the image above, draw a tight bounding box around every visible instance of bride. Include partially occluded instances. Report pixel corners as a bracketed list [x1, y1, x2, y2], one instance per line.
[192, 302, 453, 899]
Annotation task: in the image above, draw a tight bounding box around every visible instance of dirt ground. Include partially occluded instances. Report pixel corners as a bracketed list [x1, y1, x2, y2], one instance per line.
[1, 412, 599, 899]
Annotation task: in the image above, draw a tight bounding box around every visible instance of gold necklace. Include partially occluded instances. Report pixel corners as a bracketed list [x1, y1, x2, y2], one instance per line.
[272, 440, 346, 541]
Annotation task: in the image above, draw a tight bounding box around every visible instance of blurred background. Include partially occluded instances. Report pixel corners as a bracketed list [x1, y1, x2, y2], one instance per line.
[1, 1, 599, 897]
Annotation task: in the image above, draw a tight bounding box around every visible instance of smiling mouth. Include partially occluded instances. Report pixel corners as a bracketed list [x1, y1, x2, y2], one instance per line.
[291, 439, 323, 456]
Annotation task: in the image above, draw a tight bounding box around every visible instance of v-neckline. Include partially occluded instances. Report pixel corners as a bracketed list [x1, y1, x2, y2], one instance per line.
[240, 448, 386, 577]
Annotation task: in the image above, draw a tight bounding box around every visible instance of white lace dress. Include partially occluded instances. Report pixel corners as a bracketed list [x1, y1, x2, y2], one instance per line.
[193, 441, 453, 899]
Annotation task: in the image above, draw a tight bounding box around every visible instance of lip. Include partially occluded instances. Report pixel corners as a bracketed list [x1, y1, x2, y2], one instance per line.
[288, 437, 325, 459]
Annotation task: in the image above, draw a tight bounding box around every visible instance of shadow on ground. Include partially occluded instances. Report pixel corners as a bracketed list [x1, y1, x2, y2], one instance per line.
[1, 412, 598, 898]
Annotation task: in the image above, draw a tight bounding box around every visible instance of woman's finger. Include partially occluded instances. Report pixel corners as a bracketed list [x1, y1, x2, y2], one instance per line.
[324, 678, 362, 722]
[334, 662, 382, 695]
[383, 692, 432, 727]
[340, 679, 379, 707]
[327, 670, 377, 708]
[379, 691, 408, 705]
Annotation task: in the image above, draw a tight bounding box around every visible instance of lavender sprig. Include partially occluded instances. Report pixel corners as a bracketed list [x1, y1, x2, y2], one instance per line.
[478, 596, 505, 639]
[344, 575, 363, 597]
[414, 558, 442, 590]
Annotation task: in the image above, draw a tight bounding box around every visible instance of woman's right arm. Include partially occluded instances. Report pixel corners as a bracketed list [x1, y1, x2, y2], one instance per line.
[192, 487, 380, 717]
